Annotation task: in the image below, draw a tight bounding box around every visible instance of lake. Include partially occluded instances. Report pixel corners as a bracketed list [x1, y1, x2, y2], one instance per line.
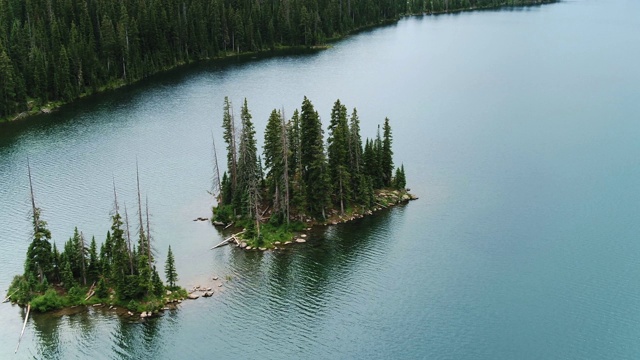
[2, 0, 640, 358]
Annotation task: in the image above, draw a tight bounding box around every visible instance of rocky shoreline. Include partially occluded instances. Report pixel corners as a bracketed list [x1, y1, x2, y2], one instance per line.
[212, 189, 418, 252]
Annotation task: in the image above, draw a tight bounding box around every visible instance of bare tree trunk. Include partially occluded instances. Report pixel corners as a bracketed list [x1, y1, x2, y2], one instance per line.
[230, 107, 238, 191]
[281, 109, 290, 225]
[339, 176, 344, 215]
[145, 196, 152, 269]
[124, 205, 134, 275]
[136, 161, 146, 262]
[80, 231, 87, 285]
[212, 135, 222, 201]
[27, 158, 39, 233]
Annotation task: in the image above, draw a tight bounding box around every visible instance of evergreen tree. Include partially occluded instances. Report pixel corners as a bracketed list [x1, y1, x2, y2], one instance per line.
[300, 97, 331, 218]
[287, 109, 306, 215]
[109, 212, 129, 298]
[348, 108, 367, 205]
[24, 163, 53, 285]
[152, 267, 164, 297]
[394, 164, 406, 189]
[263, 109, 287, 218]
[222, 96, 238, 202]
[95, 277, 108, 299]
[381, 117, 394, 187]
[88, 236, 100, 283]
[236, 99, 261, 231]
[61, 257, 75, 291]
[327, 99, 351, 214]
[0, 47, 17, 117]
[51, 242, 61, 283]
[165, 245, 178, 289]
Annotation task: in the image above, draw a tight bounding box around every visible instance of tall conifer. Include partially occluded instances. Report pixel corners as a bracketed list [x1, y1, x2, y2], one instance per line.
[300, 97, 331, 218]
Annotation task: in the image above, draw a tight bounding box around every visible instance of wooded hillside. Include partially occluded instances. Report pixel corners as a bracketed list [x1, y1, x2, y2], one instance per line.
[0, 0, 554, 120]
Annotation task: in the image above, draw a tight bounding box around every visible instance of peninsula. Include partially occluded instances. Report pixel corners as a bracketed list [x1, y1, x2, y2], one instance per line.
[6, 166, 188, 315]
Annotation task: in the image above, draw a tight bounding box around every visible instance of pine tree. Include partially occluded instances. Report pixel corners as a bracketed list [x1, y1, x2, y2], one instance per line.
[327, 99, 351, 214]
[110, 212, 129, 298]
[348, 108, 364, 202]
[394, 164, 406, 189]
[24, 161, 53, 285]
[300, 97, 331, 218]
[88, 236, 100, 284]
[61, 257, 75, 290]
[236, 99, 261, 234]
[152, 267, 164, 297]
[0, 47, 17, 117]
[165, 245, 178, 289]
[287, 109, 306, 215]
[263, 109, 287, 219]
[381, 117, 394, 187]
[222, 96, 238, 202]
[51, 242, 61, 283]
[95, 277, 108, 299]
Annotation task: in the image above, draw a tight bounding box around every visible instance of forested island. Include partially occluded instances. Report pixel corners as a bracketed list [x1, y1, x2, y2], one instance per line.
[0, 0, 557, 122]
[5, 166, 188, 315]
[211, 97, 415, 249]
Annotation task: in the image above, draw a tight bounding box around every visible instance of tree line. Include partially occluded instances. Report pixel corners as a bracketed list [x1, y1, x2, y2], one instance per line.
[10, 164, 181, 312]
[213, 97, 407, 242]
[0, 0, 555, 120]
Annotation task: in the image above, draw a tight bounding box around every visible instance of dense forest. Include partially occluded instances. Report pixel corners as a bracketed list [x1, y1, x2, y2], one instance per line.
[0, 0, 556, 121]
[212, 97, 409, 246]
[7, 166, 186, 313]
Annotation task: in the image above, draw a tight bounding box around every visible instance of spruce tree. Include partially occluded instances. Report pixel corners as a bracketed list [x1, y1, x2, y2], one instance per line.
[394, 164, 407, 189]
[287, 110, 306, 215]
[61, 258, 75, 290]
[300, 97, 331, 218]
[0, 47, 17, 117]
[236, 99, 261, 233]
[348, 108, 364, 202]
[88, 236, 100, 284]
[165, 245, 178, 289]
[222, 97, 238, 202]
[327, 99, 351, 214]
[24, 163, 53, 285]
[381, 117, 394, 187]
[264, 109, 286, 217]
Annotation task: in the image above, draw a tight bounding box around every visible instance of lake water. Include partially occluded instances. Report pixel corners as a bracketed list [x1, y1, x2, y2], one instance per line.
[2, 0, 640, 358]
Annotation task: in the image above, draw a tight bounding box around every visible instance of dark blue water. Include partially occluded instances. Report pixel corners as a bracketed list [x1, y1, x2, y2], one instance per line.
[1, 0, 640, 358]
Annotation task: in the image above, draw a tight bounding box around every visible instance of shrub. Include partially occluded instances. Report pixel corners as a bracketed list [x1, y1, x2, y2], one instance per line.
[31, 289, 64, 312]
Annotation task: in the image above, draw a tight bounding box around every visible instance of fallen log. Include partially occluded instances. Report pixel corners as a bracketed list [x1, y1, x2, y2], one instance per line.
[3, 289, 18, 303]
[210, 230, 246, 249]
[15, 303, 31, 354]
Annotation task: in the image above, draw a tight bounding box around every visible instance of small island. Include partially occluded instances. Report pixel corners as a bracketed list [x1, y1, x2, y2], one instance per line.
[5, 166, 188, 316]
[211, 97, 416, 249]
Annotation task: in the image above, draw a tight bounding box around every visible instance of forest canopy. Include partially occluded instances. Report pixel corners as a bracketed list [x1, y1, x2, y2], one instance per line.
[0, 0, 555, 120]
[212, 97, 409, 247]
